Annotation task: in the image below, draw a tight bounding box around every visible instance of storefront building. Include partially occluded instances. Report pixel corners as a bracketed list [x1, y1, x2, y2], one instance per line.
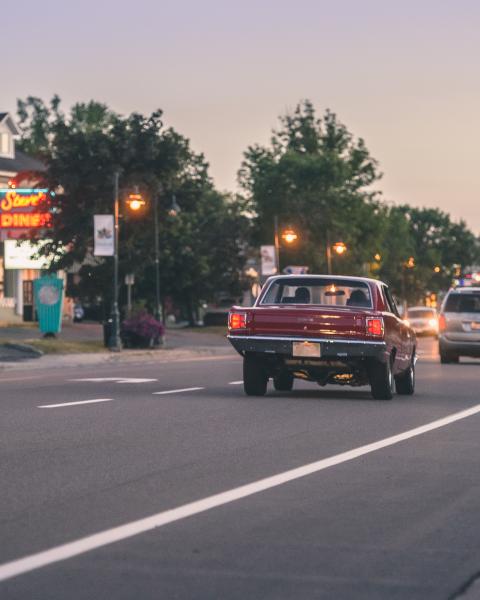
[0, 112, 47, 321]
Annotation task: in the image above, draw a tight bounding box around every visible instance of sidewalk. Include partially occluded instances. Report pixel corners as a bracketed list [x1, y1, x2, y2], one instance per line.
[0, 322, 235, 368]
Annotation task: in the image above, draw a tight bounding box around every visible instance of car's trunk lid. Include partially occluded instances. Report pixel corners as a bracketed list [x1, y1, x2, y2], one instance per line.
[250, 306, 373, 340]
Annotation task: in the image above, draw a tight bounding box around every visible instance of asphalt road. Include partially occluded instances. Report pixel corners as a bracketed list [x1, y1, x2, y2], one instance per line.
[1, 337, 480, 599]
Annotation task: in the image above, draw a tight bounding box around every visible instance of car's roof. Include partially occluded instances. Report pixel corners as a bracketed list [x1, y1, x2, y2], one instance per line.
[447, 286, 480, 294]
[266, 274, 384, 286]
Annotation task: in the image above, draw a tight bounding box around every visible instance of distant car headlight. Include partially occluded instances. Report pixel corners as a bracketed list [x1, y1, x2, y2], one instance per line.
[403, 319, 410, 327]
[428, 318, 438, 328]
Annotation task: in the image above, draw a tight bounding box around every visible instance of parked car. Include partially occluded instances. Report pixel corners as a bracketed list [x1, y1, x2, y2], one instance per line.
[405, 306, 438, 336]
[438, 286, 480, 363]
[228, 275, 416, 400]
[73, 303, 85, 323]
[204, 295, 242, 326]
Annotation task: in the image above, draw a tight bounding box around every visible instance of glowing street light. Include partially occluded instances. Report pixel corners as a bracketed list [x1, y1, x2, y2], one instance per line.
[126, 192, 146, 211]
[326, 241, 347, 274]
[374, 253, 382, 261]
[433, 265, 441, 273]
[281, 228, 298, 244]
[333, 241, 347, 255]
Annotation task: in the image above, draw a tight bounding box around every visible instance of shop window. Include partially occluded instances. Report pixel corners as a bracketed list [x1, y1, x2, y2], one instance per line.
[0, 132, 12, 157]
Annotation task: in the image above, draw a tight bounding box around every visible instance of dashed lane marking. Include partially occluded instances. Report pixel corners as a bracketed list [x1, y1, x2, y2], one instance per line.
[229, 380, 244, 385]
[38, 399, 114, 409]
[2, 403, 480, 582]
[152, 387, 204, 395]
[70, 378, 157, 384]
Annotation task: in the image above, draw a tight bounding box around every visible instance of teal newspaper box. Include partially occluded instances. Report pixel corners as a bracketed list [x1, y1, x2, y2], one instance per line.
[33, 277, 64, 335]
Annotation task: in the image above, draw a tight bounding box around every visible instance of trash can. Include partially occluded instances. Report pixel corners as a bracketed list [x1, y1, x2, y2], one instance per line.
[103, 319, 113, 347]
[33, 276, 64, 336]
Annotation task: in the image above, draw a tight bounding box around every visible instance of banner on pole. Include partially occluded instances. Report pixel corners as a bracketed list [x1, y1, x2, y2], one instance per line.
[261, 245, 276, 276]
[94, 215, 114, 256]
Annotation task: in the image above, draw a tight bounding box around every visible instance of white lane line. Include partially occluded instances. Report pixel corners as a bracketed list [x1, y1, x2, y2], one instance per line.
[152, 387, 204, 395]
[70, 378, 157, 384]
[2, 403, 480, 583]
[38, 399, 114, 409]
[229, 380, 244, 385]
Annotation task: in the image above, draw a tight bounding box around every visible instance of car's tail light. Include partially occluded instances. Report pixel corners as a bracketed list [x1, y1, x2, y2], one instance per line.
[438, 314, 446, 332]
[228, 311, 247, 330]
[366, 317, 384, 337]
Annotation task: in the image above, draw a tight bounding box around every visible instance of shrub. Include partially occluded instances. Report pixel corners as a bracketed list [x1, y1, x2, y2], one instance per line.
[121, 311, 165, 348]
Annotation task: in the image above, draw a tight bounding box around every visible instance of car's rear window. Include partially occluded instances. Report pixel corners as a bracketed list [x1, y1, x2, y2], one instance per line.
[260, 278, 373, 308]
[407, 309, 436, 319]
[444, 293, 480, 313]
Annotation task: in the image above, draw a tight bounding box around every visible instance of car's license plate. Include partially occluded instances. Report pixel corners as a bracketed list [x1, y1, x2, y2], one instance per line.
[472, 322, 480, 330]
[292, 341, 321, 358]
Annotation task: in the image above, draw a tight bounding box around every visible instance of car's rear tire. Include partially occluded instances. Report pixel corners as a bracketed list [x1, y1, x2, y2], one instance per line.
[243, 354, 268, 396]
[440, 351, 459, 364]
[395, 361, 415, 395]
[369, 359, 394, 400]
[273, 371, 294, 392]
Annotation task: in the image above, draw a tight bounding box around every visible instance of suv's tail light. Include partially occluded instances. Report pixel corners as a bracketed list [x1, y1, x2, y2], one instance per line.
[366, 317, 384, 337]
[438, 314, 446, 332]
[228, 311, 247, 330]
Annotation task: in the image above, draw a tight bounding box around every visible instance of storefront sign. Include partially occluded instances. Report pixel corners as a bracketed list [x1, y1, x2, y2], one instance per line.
[4, 239, 52, 270]
[0, 188, 52, 230]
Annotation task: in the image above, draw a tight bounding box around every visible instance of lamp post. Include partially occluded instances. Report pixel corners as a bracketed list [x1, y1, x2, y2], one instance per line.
[153, 190, 180, 323]
[273, 215, 280, 274]
[273, 216, 299, 273]
[326, 241, 347, 274]
[108, 170, 122, 351]
[154, 190, 161, 322]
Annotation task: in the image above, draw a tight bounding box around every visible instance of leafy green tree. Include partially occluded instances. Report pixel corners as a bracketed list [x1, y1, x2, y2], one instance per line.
[239, 100, 384, 274]
[16, 97, 249, 322]
[375, 205, 480, 305]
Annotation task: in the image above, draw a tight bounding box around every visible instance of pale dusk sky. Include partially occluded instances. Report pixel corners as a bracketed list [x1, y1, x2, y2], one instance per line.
[4, 0, 480, 231]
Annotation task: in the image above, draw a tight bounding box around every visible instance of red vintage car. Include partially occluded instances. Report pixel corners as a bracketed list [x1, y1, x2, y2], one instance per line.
[228, 275, 416, 400]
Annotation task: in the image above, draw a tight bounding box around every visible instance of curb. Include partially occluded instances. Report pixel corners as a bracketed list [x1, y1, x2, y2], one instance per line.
[4, 342, 44, 357]
[0, 346, 237, 371]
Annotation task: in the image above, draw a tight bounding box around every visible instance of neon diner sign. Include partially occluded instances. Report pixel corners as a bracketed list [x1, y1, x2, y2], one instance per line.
[0, 188, 52, 230]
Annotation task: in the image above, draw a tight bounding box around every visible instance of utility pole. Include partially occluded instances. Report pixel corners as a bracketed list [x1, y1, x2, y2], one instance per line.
[326, 234, 332, 275]
[109, 171, 121, 351]
[154, 190, 162, 322]
[274, 215, 280, 274]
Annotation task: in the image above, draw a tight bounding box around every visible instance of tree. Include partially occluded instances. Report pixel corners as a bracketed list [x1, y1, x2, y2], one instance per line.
[239, 100, 384, 274]
[16, 96, 250, 321]
[373, 205, 480, 305]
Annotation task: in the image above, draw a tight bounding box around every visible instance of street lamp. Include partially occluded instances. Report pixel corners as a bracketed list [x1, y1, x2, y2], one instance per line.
[273, 215, 299, 273]
[326, 241, 347, 274]
[153, 189, 181, 323]
[333, 241, 347, 255]
[109, 171, 122, 351]
[401, 256, 416, 314]
[281, 229, 298, 244]
[126, 189, 146, 211]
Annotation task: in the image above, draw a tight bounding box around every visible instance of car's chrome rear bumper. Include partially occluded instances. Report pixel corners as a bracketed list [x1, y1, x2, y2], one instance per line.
[228, 335, 388, 361]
